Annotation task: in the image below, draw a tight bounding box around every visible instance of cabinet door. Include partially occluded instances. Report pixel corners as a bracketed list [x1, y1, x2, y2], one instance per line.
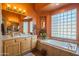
[12, 43, 20, 56]
[25, 39, 31, 51]
[0, 40, 3, 56]
[4, 43, 20, 56]
[21, 39, 31, 53]
[32, 37, 37, 49]
[3, 40, 15, 56]
[6, 45, 13, 56]
[15, 39, 25, 54]
[21, 40, 27, 53]
[4, 42, 20, 56]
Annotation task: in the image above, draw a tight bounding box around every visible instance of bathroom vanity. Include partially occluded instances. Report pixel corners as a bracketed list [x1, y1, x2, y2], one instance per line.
[0, 34, 37, 56]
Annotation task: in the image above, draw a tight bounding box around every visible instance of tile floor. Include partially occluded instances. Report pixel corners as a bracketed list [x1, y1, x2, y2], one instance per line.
[24, 49, 42, 56]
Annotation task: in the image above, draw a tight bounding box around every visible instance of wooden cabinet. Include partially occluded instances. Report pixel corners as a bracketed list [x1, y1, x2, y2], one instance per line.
[12, 43, 20, 56]
[0, 40, 3, 56]
[20, 39, 31, 53]
[3, 35, 37, 56]
[31, 35, 37, 49]
[25, 38, 31, 51]
[15, 38, 25, 54]
[3, 39, 20, 56]
[5, 44, 13, 56]
[15, 38, 31, 54]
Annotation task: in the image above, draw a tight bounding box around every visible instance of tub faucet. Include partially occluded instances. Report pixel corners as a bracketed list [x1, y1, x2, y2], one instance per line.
[67, 43, 73, 50]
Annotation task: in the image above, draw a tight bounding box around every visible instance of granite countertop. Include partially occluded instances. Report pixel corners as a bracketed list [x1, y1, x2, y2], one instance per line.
[0, 34, 33, 40]
[0, 33, 37, 40]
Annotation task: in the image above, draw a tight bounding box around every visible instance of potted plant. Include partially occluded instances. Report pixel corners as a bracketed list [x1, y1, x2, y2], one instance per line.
[39, 29, 46, 40]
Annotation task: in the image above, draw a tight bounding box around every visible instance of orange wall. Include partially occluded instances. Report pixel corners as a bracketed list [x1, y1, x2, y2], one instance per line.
[40, 4, 79, 42]
[2, 3, 79, 42]
[36, 13, 51, 37]
[2, 3, 38, 33]
[2, 3, 37, 18]
[36, 12, 51, 37]
[2, 10, 25, 32]
[37, 4, 79, 42]
[2, 3, 52, 37]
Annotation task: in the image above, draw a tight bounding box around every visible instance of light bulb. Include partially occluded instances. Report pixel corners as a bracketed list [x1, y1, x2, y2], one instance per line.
[14, 6, 16, 9]
[7, 4, 10, 7]
[19, 8, 22, 11]
[23, 10, 26, 12]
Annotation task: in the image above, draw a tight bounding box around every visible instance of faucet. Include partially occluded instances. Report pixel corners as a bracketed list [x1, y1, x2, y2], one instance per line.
[67, 43, 73, 50]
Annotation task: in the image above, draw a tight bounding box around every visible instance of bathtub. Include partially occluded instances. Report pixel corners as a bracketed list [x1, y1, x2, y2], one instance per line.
[41, 39, 77, 51]
[37, 39, 79, 56]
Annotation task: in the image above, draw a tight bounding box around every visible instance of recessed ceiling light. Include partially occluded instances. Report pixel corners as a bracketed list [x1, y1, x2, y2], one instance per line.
[56, 3, 59, 5]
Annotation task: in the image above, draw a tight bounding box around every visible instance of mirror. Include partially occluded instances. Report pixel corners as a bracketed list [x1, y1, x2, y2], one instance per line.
[7, 21, 19, 34]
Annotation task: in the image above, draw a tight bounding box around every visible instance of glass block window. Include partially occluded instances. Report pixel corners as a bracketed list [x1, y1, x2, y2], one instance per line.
[30, 21, 33, 32]
[51, 9, 77, 40]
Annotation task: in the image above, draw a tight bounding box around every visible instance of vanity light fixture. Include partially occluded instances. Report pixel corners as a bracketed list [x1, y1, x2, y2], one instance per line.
[6, 4, 26, 14]
[14, 6, 17, 12]
[23, 10, 26, 14]
[18, 8, 22, 13]
[19, 8, 22, 11]
[6, 4, 11, 11]
[14, 6, 16, 10]
[7, 4, 10, 8]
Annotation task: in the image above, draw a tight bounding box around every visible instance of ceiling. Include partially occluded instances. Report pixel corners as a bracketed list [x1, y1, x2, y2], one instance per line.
[34, 3, 70, 12]
[2, 3, 70, 14]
